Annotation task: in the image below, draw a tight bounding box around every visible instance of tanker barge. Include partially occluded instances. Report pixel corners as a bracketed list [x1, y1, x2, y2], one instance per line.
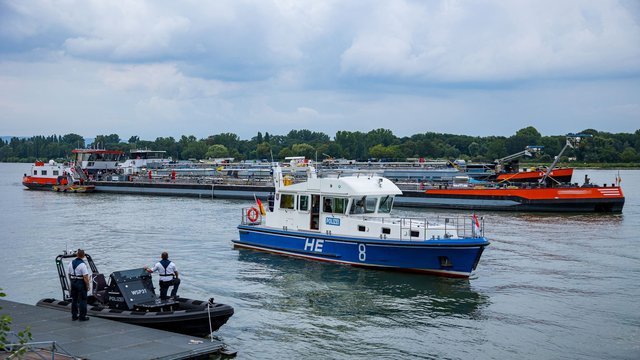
[89, 173, 624, 213]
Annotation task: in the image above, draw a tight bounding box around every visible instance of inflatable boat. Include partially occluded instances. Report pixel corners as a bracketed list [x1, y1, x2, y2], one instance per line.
[37, 252, 234, 337]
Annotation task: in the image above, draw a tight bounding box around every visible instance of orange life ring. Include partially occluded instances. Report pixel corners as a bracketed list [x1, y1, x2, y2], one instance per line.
[247, 207, 259, 222]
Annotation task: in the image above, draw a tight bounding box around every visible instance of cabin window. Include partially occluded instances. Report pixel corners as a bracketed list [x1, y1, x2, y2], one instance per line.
[333, 198, 347, 214]
[358, 225, 366, 232]
[298, 195, 309, 211]
[378, 196, 394, 213]
[410, 230, 420, 238]
[382, 227, 391, 234]
[322, 197, 348, 213]
[41, 170, 47, 175]
[280, 194, 295, 209]
[322, 197, 333, 213]
[350, 196, 376, 214]
[365, 197, 377, 213]
[33, 170, 37, 175]
[53, 170, 59, 176]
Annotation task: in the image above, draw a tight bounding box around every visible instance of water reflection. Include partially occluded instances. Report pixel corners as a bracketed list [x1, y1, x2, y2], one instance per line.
[235, 249, 489, 320]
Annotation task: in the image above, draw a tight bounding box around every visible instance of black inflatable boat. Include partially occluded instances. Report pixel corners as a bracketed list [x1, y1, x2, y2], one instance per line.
[37, 251, 234, 337]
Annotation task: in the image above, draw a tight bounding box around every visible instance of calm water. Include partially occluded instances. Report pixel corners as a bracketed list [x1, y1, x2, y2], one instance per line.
[1, 162, 638, 359]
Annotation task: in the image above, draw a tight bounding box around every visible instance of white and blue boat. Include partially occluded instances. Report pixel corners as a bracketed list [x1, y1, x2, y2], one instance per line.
[234, 166, 489, 278]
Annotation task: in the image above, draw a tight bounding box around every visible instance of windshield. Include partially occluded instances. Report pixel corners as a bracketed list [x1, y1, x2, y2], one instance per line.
[350, 196, 377, 214]
[378, 195, 394, 213]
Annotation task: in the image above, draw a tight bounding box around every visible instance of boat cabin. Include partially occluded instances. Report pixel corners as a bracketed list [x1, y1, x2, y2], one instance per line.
[72, 149, 126, 174]
[264, 166, 409, 237]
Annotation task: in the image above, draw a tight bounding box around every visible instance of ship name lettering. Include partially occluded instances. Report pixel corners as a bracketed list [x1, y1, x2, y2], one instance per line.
[304, 238, 324, 253]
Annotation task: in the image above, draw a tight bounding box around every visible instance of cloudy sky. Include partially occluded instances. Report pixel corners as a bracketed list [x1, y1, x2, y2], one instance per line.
[1, 0, 639, 140]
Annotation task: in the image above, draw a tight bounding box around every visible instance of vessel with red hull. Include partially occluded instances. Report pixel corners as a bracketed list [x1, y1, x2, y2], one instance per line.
[494, 168, 574, 184]
[400, 184, 624, 213]
[22, 160, 72, 190]
[397, 133, 623, 213]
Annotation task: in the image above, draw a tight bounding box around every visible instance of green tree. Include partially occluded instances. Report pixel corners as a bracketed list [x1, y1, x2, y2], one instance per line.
[291, 143, 316, 159]
[205, 144, 230, 159]
[256, 142, 271, 160]
[181, 141, 207, 160]
[620, 147, 639, 162]
[506, 126, 542, 154]
[468, 142, 480, 157]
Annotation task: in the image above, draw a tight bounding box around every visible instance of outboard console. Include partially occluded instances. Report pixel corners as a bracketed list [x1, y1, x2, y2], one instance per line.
[105, 268, 176, 311]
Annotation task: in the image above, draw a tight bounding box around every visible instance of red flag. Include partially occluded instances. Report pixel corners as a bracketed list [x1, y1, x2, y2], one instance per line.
[256, 198, 266, 216]
[472, 214, 481, 234]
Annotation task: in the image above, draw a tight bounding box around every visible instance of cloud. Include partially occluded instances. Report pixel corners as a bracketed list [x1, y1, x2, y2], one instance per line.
[339, 1, 640, 83]
[0, 0, 638, 140]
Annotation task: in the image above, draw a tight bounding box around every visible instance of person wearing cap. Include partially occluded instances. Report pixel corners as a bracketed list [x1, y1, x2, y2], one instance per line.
[67, 249, 90, 321]
[145, 251, 180, 300]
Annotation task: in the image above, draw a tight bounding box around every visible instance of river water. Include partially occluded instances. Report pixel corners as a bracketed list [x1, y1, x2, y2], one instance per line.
[1, 163, 638, 359]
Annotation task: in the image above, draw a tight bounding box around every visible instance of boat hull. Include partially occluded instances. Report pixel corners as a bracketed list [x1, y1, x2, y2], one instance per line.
[400, 186, 625, 212]
[236, 225, 488, 278]
[495, 168, 574, 184]
[52, 184, 96, 193]
[22, 178, 56, 190]
[36, 297, 234, 337]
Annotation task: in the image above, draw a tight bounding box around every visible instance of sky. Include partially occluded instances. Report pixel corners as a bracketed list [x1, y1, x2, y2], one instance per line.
[0, 0, 639, 141]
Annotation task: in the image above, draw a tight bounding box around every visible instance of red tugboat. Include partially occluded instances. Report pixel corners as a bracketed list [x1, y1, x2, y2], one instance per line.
[400, 134, 625, 213]
[22, 160, 93, 192]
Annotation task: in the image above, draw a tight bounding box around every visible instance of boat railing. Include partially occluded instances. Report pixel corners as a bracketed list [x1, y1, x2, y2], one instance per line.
[362, 215, 484, 240]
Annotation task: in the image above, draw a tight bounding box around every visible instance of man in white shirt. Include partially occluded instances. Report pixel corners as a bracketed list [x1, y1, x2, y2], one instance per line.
[67, 249, 90, 321]
[145, 251, 180, 300]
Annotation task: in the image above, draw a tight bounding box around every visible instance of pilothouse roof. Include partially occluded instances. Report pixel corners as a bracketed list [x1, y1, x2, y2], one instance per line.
[280, 173, 402, 197]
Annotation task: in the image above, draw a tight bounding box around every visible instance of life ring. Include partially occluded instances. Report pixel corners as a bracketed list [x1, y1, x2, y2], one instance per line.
[247, 207, 260, 222]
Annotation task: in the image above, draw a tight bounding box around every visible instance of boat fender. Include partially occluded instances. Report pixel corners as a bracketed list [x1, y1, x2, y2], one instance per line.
[247, 207, 259, 222]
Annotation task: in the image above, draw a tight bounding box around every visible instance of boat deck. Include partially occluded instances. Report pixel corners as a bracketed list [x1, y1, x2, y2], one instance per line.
[0, 299, 227, 359]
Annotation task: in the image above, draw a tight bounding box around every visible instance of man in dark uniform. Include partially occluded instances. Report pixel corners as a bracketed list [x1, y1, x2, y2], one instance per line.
[145, 251, 180, 300]
[67, 249, 90, 321]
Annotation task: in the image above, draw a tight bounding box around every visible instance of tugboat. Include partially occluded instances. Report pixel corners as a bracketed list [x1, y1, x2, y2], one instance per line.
[235, 165, 489, 278]
[37, 251, 234, 337]
[22, 160, 91, 191]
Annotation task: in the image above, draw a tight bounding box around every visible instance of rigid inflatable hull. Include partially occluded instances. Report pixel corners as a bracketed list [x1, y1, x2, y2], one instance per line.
[36, 297, 234, 337]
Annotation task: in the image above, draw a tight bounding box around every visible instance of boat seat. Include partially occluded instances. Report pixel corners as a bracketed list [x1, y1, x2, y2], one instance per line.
[92, 273, 108, 293]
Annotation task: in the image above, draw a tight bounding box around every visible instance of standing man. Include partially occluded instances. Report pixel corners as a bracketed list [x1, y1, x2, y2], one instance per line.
[68, 249, 90, 321]
[145, 252, 180, 300]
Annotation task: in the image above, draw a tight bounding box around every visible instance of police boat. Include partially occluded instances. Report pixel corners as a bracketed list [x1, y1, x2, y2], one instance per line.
[37, 251, 234, 337]
[235, 165, 490, 278]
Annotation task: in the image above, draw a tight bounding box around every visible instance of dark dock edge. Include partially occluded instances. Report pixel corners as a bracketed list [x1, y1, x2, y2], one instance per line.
[1, 299, 228, 360]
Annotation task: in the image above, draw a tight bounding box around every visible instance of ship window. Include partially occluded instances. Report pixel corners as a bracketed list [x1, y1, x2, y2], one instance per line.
[298, 195, 309, 211]
[350, 196, 376, 214]
[382, 227, 391, 234]
[365, 197, 377, 213]
[53, 170, 59, 176]
[333, 198, 346, 214]
[378, 196, 394, 213]
[322, 197, 333, 213]
[41, 170, 47, 175]
[33, 170, 37, 175]
[358, 225, 366, 232]
[280, 194, 295, 209]
[410, 230, 419, 238]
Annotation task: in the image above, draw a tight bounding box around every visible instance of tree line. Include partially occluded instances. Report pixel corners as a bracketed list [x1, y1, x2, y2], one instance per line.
[1, 127, 639, 164]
